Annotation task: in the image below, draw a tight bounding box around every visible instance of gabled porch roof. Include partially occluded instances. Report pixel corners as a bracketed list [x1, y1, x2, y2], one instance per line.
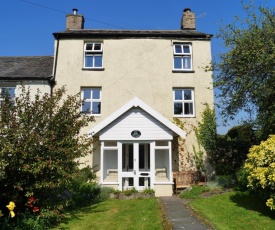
[88, 97, 186, 139]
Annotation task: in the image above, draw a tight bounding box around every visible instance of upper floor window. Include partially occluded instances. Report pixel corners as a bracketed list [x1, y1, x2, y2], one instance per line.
[0, 87, 16, 108]
[84, 43, 103, 69]
[173, 89, 195, 117]
[81, 88, 101, 115]
[173, 44, 192, 71]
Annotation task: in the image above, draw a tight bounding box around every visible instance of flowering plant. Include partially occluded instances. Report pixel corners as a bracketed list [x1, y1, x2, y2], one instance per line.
[6, 201, 16, 218]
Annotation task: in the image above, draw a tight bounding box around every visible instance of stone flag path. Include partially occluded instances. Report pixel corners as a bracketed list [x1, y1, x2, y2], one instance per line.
[159, 196, 211, 230]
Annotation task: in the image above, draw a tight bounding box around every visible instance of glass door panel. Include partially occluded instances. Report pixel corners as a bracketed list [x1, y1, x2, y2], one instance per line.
[121, 142, 152, 191]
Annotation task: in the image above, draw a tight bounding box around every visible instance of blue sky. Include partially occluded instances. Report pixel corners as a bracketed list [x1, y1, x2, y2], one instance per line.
[1, 0, 274, 134]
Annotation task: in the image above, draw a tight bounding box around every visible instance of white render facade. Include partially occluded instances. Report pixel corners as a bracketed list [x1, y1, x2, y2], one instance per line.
[53, 9, 214, 196]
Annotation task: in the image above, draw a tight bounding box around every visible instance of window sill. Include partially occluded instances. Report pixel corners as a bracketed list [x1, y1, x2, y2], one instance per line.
[80, 112, 101, 117]
[172, 70, 195, 73]
[82, 68, 105, 71]
[173, 115, 196, 118]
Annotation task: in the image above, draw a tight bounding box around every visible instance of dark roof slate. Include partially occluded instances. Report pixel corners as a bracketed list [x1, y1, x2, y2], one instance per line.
[53, 29, 212, 40]
[0, 56, 53, 80]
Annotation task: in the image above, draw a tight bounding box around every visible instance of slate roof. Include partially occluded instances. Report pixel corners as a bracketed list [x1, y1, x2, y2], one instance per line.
[0, 56, 54, 80]
[53, 29, 212, 40]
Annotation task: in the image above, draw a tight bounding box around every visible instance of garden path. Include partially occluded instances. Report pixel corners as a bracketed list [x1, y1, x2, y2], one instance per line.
[159, 196, 211, 230]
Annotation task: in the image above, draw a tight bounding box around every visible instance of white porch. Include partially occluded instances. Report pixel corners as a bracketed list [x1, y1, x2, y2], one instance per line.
[89, 97, 186, 196]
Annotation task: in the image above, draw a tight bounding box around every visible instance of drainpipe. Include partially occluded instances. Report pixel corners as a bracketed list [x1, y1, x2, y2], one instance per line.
[50, 36, 59, 97]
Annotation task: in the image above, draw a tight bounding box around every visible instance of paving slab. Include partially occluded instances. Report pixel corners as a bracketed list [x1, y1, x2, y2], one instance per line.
[159, 196, 210, 230]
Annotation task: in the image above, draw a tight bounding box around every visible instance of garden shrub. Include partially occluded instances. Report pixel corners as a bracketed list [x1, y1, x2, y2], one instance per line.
[245, 135, 275, 210]
[197, 106, 255, 176]
[70, 182, 101, 207]
[214, 174, 236, 188]
[97, 187, 115, 201]
[123, 188, 138, 196]
[235, 166, 249, 191]
[69, 167, 101, 207]
[0, 86, 94, 228]
[179, 185, 210, 199]
[142, 188, 155, 195]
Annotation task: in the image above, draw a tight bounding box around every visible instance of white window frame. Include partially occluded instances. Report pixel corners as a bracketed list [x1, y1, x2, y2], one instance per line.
[173, 44, 192, 71]
[0, 86, 16, 108]
[81, 87, 101, 115]
[84, 42, 103, 69]
[173, 88, 195, 117]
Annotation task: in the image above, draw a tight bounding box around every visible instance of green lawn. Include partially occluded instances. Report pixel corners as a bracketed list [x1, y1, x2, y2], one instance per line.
[54, 198, 164, 230]
[189, 191, 275, 230]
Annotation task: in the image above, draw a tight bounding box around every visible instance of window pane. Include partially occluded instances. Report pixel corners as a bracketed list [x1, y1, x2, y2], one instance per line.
[94, 56, 102, 67]
[85, 56, 93, 67]
[92, 102, 101, 114]
[7, 88, 15, 98]
[174, 57, 182, 69]
[1, 88, 15, 98]
[83, 89, 91, 99]
[183, 45, 190, 53]
[184, 90, 192, 100]
[183, 57, 191, 69]
[94, 44, 102, 50]
[86, 44, 93, 50]
[82, 102, 91, 113]
[92, 89, 100, 99]
[184, 103, 193, 115]
[174, 103, 183, 115]
[174, 90, 182, 100]
[174, 45, 182, 53]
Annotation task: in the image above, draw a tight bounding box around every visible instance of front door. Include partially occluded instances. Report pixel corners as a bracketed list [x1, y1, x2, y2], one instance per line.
[121, 142, 151, 191]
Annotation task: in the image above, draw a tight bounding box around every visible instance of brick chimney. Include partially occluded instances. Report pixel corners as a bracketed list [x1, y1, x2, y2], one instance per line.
[66, 9, 85, 30]
[181, 8, 196, 30]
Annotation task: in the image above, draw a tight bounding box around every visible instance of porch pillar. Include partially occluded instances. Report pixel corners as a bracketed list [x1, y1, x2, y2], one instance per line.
[150, 141, 155, 189]
[168, 140, 172, 183]
[100, 141, 104, 184]
[118, 142, 122, 190]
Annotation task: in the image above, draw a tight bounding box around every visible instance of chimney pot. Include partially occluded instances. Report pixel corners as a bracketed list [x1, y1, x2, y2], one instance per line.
[73, 8, 78, 15]
[184, 8, 191, 12]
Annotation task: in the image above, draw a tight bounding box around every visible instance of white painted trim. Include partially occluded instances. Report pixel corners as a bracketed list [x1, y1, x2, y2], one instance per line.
[150, 142, 155, 189]
[118, 142, 122, 191]
[155, 146, 170, 150]
[88, 97, 186, 138]
[168, 141, 173, 183]
[100, 142, 104, 184]
[154, 182, 174, 185]
[101, 182, 119, 185]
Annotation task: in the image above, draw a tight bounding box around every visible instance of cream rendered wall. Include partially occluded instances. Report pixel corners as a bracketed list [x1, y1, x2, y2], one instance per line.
[20, 81, 51, 98]
[55, 37, 214, 174]
[55, 38, 213, 120]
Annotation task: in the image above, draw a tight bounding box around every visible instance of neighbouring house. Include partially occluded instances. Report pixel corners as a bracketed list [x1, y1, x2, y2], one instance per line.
[52, 8, 214, 196]
[0, 56, 54, 102]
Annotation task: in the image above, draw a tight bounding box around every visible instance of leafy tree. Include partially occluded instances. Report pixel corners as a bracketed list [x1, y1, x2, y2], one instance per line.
[197, 104, 217, 156]
[197, 105, 256, 176]
[214, 2, 275, 139]
[0, 86, 94, 224]
[244, 135, 275, 210]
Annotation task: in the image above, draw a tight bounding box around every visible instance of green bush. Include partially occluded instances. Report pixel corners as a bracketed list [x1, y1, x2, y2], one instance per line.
[179, 185, 210, 199]
[0, 86, 94, 228]
[214, 174, 236, 188]
[235, 166, 249, 191]
[123, 188, 138, 196]
[244, 135, 275, 210]
[142, 188, 155, 195]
